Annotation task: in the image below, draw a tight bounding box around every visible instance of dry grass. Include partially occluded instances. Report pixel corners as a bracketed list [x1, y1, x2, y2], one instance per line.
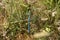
[0, 0, 60, 40]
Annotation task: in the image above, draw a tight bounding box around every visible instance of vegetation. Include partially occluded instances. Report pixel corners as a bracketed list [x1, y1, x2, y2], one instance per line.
[0, 0, 60, 40]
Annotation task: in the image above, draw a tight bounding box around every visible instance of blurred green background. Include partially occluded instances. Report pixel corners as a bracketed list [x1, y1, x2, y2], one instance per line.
[0, 0, 60, 40]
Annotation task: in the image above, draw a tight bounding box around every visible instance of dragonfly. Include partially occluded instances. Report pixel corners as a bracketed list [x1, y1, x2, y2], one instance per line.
[28, 5, 31, 33]
[25, 0, 37, 34]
